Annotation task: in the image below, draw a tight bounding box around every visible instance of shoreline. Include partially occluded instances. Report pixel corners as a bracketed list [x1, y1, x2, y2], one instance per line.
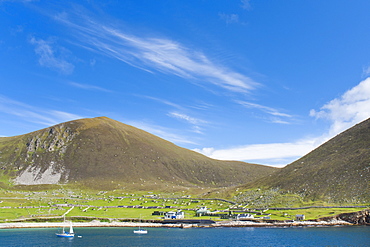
[0, 219, 354, 229]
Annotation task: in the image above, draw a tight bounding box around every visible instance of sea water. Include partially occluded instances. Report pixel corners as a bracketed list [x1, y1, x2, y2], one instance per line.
[0, 226, 369, 247]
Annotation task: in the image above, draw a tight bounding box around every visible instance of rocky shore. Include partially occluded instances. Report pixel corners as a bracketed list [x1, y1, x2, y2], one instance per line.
[0, 209, 367, 229]
[0, 219, 354, 229]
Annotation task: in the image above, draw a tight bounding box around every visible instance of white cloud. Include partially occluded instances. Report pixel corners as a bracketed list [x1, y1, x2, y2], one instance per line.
[219, 13, 239, 24]
[237, 100, 293, 124]
[53, 10, 258, 93]
[68, 81, 112, 92]
[168, 112, 207, 125]
[310, 77, 370, 137]
[29, 37, 74, 74]
[127, 120, 198, 145]
[238, 101, 292, 117]
[195, 78, 370, 167]
[191, 125, 203, 134]
[137, 96, 209, 135]
[48, 111, 83, 123]
[168, 112, 208, 134]
[269, 118, 291, 125]
[194, 139, 316, 168]
[362, 65, 370, 77]
[0, 0, 37, 3]
[0, 95, 83, 126]
[241, 0, 251, 10]
[137, 95, 183, 110]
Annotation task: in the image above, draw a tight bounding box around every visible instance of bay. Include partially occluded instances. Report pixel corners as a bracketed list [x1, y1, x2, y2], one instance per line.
[0, 226, 369, 247]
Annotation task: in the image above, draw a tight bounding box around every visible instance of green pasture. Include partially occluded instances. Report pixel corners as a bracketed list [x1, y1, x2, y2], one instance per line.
[266, 207, 368, 221]
[0, 187, 368, 223]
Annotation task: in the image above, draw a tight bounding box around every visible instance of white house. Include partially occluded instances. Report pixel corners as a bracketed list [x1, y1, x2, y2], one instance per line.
[236, 213, 254, 220]
[295, 214, 305, 221]
[196, 206, 211, 216]
[164, 211, 185, 219]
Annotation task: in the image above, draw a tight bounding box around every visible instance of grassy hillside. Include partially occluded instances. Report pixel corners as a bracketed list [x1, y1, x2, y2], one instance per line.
[245, 118, 370, 203]
[0, 117, 276, 191]
[0, 188, 367, 222]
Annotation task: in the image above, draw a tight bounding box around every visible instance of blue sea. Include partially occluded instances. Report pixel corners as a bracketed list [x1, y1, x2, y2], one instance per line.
[0, 226, 369, 247]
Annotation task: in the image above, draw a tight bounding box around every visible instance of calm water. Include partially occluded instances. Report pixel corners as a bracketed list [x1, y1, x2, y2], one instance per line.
[0, 226, 369, 247]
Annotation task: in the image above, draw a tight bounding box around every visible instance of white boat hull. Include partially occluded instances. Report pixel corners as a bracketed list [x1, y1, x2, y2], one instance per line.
[56, 218, 75, 238]
[133, 229, 148, 234]
[56, 233, 75, 238]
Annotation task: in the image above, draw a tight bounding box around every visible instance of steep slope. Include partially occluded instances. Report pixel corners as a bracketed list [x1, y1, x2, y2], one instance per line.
[248, 118, 370, 202]
[0, 117, 276, 190]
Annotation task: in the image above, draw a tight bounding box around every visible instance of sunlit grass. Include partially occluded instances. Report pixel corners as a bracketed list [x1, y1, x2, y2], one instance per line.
[0, 187, 368, 223]
[266, 207, 368, 221]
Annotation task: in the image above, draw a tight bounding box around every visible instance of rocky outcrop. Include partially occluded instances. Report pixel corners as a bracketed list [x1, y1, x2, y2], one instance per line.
[13, 161, 69, 185]
[7, 124, 77, 185]
[26, 124, 76, 155]
[319, 209, 370, 225]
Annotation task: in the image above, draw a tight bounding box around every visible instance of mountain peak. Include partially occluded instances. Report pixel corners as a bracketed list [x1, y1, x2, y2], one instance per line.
[249, 118, 370, 202]
[0, 117, 276, 190]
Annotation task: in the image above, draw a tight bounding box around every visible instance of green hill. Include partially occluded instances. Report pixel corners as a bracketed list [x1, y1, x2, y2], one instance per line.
[0, 117, 276, 191]
[246, 118, 370, 203]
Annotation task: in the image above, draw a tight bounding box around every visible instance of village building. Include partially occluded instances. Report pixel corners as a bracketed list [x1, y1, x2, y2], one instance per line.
[196, 206, 211, 216]
[236, 213, 254, 220]
[164, 210, 185, 219]
[295, 214, 305, 221]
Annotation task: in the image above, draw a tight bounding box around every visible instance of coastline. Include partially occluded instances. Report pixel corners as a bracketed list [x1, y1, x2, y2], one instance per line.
[0, 219, 354, 229]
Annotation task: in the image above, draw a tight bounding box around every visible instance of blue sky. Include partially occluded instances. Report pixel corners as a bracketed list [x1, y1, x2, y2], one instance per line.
[1, 0, 370, 167]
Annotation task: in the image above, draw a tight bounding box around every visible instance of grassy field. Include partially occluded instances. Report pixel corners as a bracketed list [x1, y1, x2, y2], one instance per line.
[264, 207, 369, 221]
[0, 188, 368, 223]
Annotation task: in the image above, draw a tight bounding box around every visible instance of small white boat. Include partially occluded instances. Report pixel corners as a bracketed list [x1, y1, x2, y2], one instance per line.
[56, 219, 75, 238]
[133, 228, 148, 234]
[134, 215, 147, 234]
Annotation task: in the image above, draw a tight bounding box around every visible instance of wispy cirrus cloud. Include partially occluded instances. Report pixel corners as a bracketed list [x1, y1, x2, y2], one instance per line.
[219, 0, 251, 25]
[168, 112, 208, 134]
[237, 100, 293, 124]
[68, 81, 112, 93]
[0, 95, 83, 126]
[196, 78, 370, 167]
[136, 95, 209, 135]
[219, 13, 240, 24]
[29, 36, 74, 74]
[168, 112, 207, 125]
[0, 0, 37, 3]
[53, 9, 258, 93]
[127, 120, 198, 145]
[136, 95, 183, 110]
[241, 0, 251, 10]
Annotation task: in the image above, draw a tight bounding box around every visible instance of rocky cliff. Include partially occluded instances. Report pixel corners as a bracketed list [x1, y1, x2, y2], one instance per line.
[319, 209, 370, 225]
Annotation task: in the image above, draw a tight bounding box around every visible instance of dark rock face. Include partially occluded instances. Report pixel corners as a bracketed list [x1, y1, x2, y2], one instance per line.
[320, 209, 370, 225]
[337, 209, 370, 225]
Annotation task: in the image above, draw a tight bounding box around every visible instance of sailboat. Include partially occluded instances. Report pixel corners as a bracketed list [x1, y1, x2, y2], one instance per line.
[133, 227, 148, 234]
[56, 217, 75, 238]
[133, 215, 148, 234]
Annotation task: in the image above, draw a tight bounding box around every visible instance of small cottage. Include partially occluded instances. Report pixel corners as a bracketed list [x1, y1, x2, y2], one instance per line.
[236, 213, 254, 220]
[164, 210, 185, 219]
[196, 206, 211, 216]
[295, 214, 305, 221]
